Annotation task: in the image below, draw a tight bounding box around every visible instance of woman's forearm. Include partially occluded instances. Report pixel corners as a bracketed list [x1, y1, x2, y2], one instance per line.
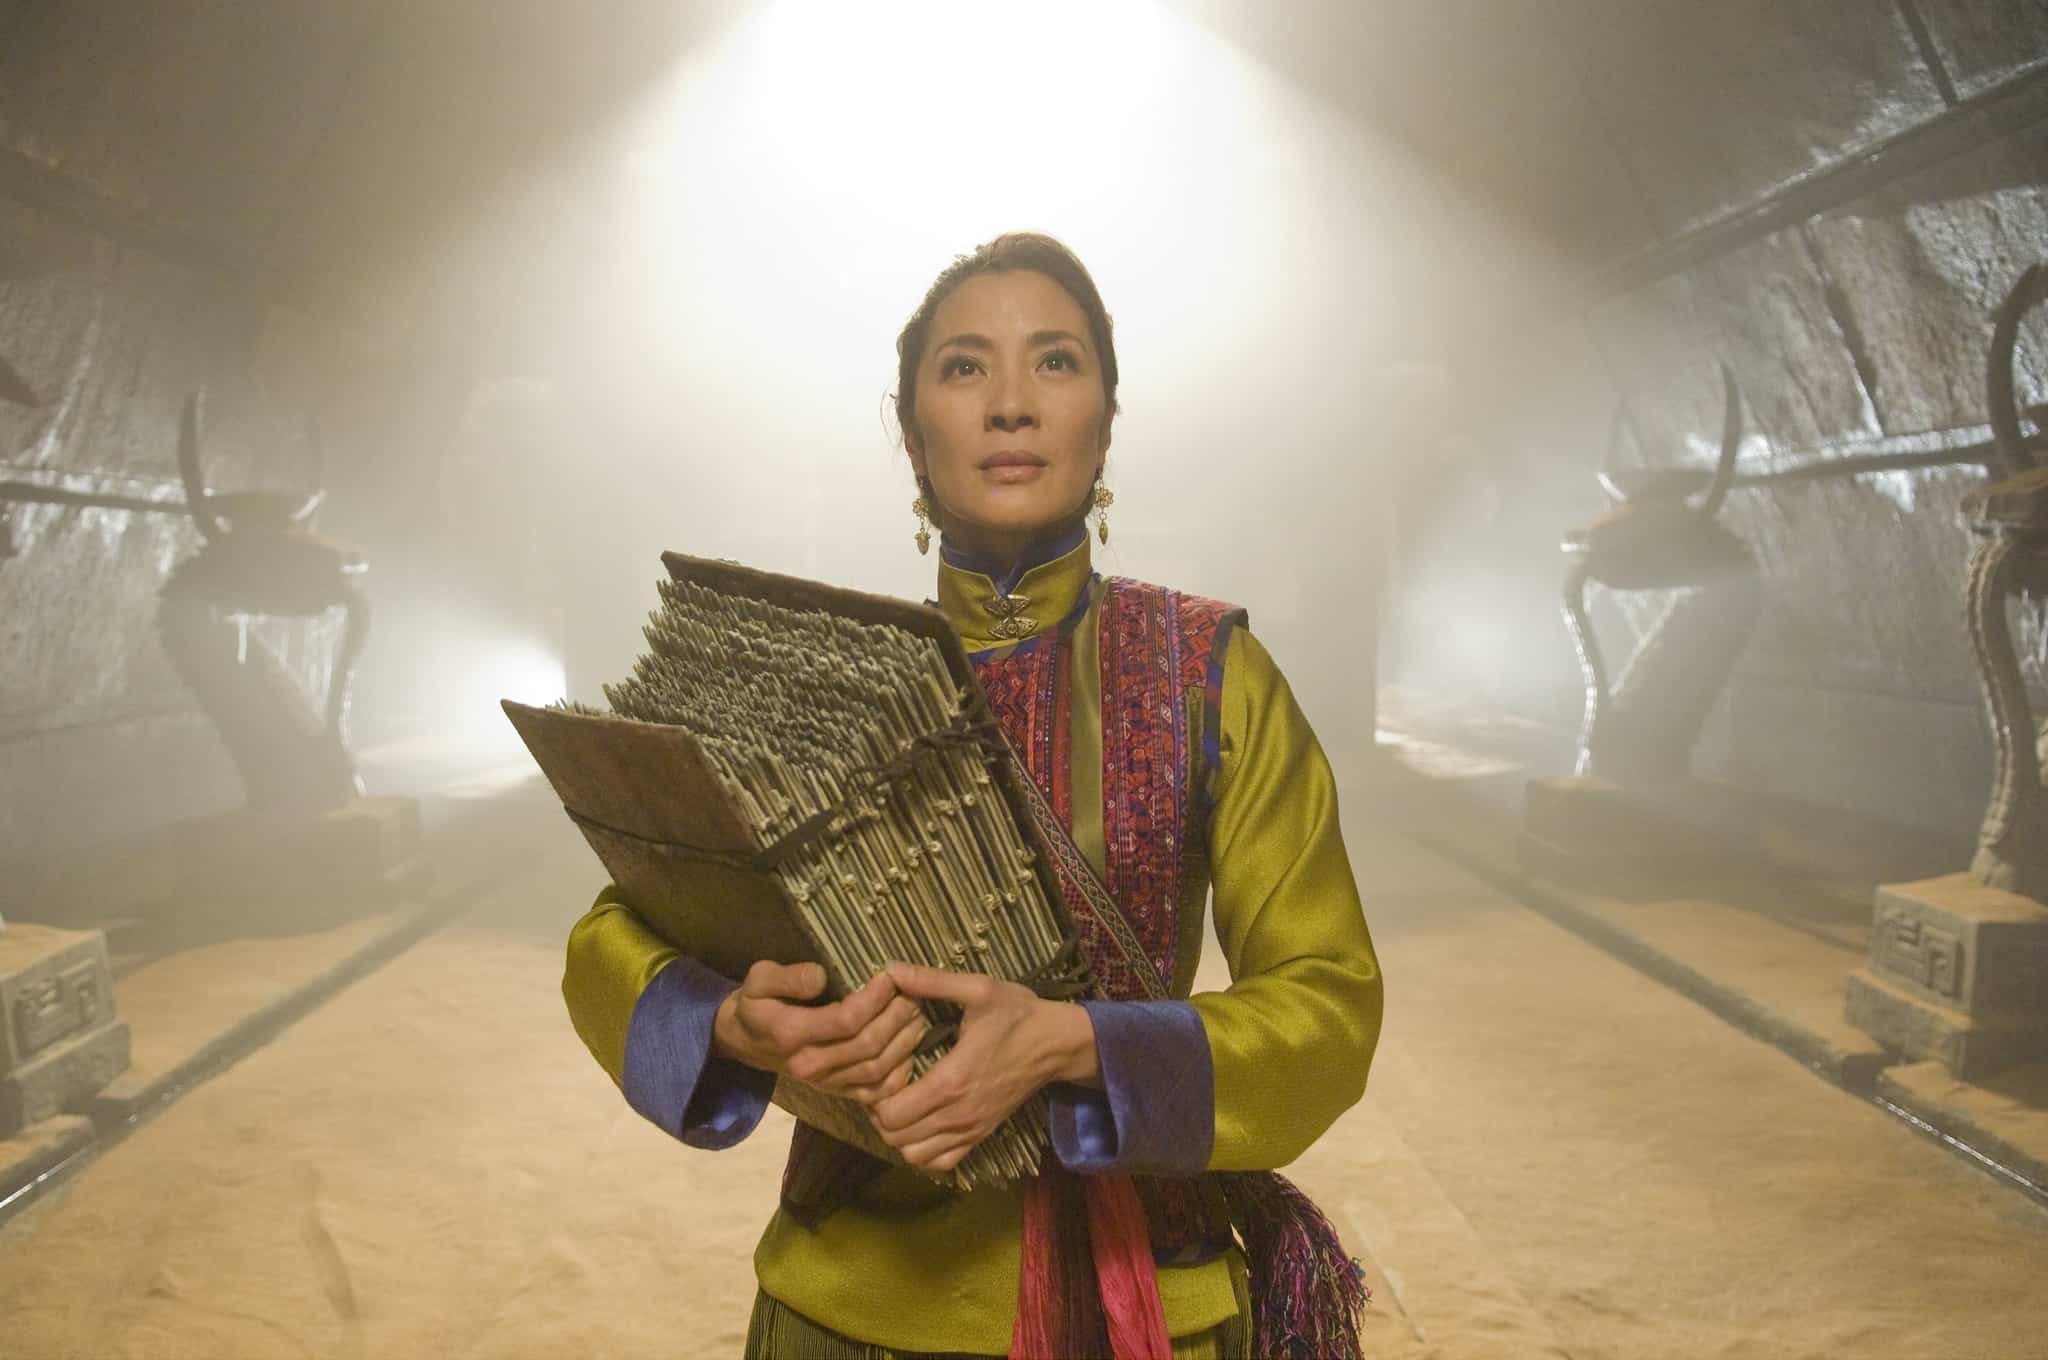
[1039, 999, 1103, 1089]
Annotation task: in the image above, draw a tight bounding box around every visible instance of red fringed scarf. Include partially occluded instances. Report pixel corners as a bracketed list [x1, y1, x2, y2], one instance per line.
[1012, 1168, 1172, 1359]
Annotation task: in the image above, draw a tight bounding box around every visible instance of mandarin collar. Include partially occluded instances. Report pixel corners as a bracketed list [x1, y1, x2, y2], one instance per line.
[936, 527, 1095, 650]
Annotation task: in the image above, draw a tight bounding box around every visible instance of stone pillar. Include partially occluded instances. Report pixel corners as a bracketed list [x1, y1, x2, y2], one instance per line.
[1846, 515, 2048, 1077]
[0, 923, 129, 1137]
[1846, 266, 2048, 1079]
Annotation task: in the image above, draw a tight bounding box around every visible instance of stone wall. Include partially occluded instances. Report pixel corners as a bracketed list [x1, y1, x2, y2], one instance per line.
[8, 0, 2041, 866]
[0, 0, 734, 872]
[0, 3, 377, 867]
[1413, 1, 2048, 838]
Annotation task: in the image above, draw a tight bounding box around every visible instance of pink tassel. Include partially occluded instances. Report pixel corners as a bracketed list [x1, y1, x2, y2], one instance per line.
[1012, 1172, 1105, 1357]
[1011, 1175, 1062, 1360]
[1223, 1171, 1370, 1359]
[1084, 1175, 1173, 1360]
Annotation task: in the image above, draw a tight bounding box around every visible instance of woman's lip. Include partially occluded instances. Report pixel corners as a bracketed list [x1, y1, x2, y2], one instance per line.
[978, 451, 1046, 469]
[983, 463, 1045, 485]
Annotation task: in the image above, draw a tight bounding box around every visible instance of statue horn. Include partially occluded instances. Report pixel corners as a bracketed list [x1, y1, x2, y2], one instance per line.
[1988, 264, 2044, 481]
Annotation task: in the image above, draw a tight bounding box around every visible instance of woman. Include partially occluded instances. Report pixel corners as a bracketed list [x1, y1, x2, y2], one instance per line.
[562, 233, 1383, 1358]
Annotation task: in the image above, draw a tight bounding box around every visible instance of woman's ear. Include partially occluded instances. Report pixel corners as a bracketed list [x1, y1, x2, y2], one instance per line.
[904, 428, 925, 478]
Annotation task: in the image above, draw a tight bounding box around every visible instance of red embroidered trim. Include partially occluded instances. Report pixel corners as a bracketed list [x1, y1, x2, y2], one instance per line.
[1174, 591, 1246, 822]
[1051, 632, 1075, 829]
[1098, 580, 1188, 993]
[974, 633, 1063, 792]
[971, 580, 1243, 998]
[1174, 591, 1235, 691]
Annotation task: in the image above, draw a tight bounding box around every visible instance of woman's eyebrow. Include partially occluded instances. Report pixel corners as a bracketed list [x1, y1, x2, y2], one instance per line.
[934, 330, 1088, 352]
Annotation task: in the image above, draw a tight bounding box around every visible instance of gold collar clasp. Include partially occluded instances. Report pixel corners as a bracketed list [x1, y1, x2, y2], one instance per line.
[986, 592, 1037, 640]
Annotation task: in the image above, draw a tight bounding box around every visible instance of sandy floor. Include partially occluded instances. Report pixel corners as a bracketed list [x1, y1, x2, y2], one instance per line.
[4, 773, 2048, 1358]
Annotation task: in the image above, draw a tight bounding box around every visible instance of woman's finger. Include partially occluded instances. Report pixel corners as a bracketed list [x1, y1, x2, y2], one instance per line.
[899, 1131, 979, 1172]
[767, 972, 897, 1053]
[793, 996, 924, 1087]
[883, 961, 994, 1007]
[836, 1004, 931, 1091]
[744, 959, 827, 1002]
[843, 1057, 917, 1107]
[870, 1049, 968, 1134]
[873, 1091, 982, 1151]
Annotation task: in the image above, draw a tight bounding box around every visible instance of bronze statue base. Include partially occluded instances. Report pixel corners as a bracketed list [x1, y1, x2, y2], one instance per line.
[42, 796, 428, 920]
[1844, 872, 2048, 1079]
[1519, 775, 1759, 895]
[0, 924, 128, 1138]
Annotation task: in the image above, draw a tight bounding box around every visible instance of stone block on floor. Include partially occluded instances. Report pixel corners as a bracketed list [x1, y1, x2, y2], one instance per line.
[0, 924, 128, 1137]
[1847, 872, 2048, 1078]
[1871, 873, 2048, 1014]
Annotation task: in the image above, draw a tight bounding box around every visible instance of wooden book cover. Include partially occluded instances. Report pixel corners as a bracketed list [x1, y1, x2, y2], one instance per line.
[499, 701, 820, 979]
[503, 553, 1083, 1174]
[504, 698, 889, 1158]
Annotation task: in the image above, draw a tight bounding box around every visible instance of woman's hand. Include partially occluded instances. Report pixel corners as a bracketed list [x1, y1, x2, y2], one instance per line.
[713, 961, 927, 1106]
[868, 961, 1099, 1175]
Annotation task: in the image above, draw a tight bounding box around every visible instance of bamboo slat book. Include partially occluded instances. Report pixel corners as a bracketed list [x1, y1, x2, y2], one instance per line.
[503, 552, 1088, 1188]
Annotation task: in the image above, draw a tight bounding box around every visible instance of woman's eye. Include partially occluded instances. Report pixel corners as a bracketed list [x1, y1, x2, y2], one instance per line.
[1041, 349, 1078, 372]
[942, 356, 980, 379]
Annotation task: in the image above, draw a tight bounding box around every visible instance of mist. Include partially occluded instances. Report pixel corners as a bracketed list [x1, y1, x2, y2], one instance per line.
[6, 3, 2048, 1356]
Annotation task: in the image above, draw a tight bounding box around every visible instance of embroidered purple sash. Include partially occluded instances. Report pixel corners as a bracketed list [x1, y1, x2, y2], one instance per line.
[973, 577, 1241, 1002]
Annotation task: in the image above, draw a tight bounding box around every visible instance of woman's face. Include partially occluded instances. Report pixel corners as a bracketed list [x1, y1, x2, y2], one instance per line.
[907, 269, 1110, 557]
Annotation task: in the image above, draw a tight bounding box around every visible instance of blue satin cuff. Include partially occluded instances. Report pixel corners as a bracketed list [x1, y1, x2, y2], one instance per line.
[621, 955, 774, 1149]
[1048, 999, 1214, 1177]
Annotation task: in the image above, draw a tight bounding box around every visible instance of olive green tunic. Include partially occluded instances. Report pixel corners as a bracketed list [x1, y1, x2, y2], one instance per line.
[561, 539, 1383, 1353]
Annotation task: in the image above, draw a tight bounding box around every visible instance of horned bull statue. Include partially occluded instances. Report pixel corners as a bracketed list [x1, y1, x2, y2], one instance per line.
[1560, 366, 1761, 784]
[1961, 263, 2048, 899]
[156, 391, 370, 816]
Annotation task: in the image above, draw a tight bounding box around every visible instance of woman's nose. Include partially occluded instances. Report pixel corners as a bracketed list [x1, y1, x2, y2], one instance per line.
[986, 373, 1037, 431]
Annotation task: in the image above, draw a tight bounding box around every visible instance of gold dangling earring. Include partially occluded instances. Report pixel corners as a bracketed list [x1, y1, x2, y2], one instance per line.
[1092, 483, 1114, 545]
[911, 492, 932, 556]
